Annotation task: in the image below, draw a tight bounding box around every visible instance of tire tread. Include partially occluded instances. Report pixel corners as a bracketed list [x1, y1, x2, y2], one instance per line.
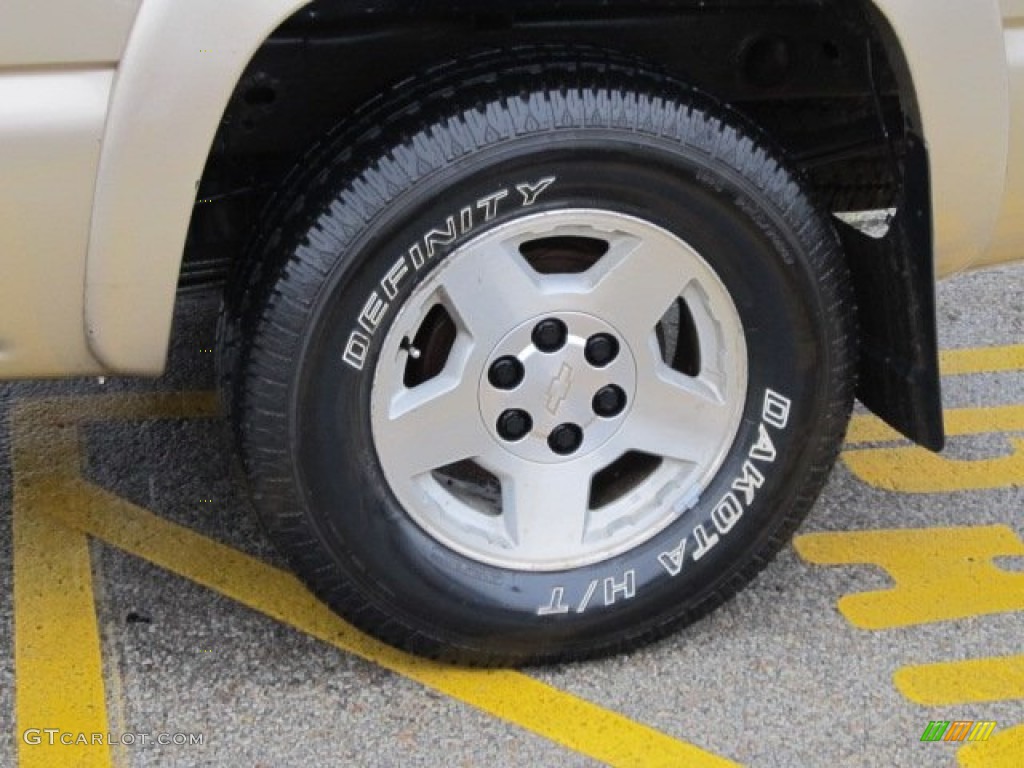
[220, 47, 857, 666]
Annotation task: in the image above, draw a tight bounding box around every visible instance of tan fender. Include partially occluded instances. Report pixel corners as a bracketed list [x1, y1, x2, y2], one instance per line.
[86, 0, 310, 374]
[84, 0, 1010, 373]
[869, 0, 1009, 278]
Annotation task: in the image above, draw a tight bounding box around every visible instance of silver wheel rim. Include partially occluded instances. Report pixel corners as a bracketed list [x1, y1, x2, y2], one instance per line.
[371, 209, 747, 571]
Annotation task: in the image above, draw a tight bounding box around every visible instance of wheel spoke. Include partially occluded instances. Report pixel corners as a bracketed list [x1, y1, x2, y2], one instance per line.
[376, 373, 492, 479]
[372, 208, 746, 572]
[622, 359, 734, 466]
[585, 233, 698, 344]
[500, 462, 592, 562]
[438, 240, 545, 346]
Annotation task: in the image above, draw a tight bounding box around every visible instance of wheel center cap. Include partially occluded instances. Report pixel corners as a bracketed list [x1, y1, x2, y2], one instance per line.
[478, 312, 637, 463]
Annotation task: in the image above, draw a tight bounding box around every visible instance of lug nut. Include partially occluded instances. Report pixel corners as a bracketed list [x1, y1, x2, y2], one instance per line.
[532, 318, 568, 353]
[593, 385, 627, 418]
[585, 333, 619, 367]
[497, 409, 532, 441]
[548, 423, 583, 455]
[488, 356, 525, 390]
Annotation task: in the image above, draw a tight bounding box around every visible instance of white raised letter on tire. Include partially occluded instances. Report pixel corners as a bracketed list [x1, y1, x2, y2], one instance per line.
[658, 388, 792, 574]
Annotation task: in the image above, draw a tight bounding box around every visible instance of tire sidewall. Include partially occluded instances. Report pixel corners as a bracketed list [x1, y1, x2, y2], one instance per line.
[286, 130, 832, 654]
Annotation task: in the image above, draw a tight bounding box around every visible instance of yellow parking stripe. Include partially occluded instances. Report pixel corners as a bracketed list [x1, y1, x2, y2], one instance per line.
[842, 404, 1024, 492]
[12, 390, 220, 427]
[842, 438, 1024, 492]
[957, 723, 1024, 768]
[12, 406, 113, 768]
[795, 346, 1024, 767]
[939, 344, 1024, 375]
[894, 654, 1024, 706]
[13, 493, 111, 765]
[56, 483, 735, 767]
[793, 525, 1024, 629]
[13, 508, 111, 768]
[11, 394, 738, 768]
[846, 404, 1024, 445]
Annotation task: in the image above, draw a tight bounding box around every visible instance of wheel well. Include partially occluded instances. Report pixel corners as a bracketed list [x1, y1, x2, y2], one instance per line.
[186, 0, 943, 450]
[182, 0, 913, 290]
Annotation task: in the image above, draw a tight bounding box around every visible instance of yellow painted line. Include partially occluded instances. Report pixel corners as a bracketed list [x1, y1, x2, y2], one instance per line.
[842, 437, 1024, 493]
[11, 391, 220, 430]
[793, 526, 1024, 629]
[846, 404, 1024, 445]
[894, 654, 1024, 706]
[939, 344, 1024, 375]
[11, 394, 738, 768]
[958, 723, 1024, 767]
[55, 483, 737, 768]
[843, 405, 1024, 492]
[13, 423, 111, 767]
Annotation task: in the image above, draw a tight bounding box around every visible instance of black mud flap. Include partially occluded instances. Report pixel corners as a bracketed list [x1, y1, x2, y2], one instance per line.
[835, 133, 945, 451]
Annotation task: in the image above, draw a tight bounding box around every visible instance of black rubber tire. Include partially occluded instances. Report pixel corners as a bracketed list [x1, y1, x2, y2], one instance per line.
[223, 50, 857, 666]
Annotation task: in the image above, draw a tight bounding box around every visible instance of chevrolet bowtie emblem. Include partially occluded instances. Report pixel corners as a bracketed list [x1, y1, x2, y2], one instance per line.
[545, 363, 574, 415]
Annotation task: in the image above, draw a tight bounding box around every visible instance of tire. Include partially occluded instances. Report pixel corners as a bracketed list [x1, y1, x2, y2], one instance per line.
[224, 51, 856, 666]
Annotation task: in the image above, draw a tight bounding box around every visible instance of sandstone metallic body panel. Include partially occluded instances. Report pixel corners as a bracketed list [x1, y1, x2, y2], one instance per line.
[0, 0, 1019, 377]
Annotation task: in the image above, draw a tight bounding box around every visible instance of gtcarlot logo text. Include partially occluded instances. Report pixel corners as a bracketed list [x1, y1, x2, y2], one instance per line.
[23, 729, 204, 746]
